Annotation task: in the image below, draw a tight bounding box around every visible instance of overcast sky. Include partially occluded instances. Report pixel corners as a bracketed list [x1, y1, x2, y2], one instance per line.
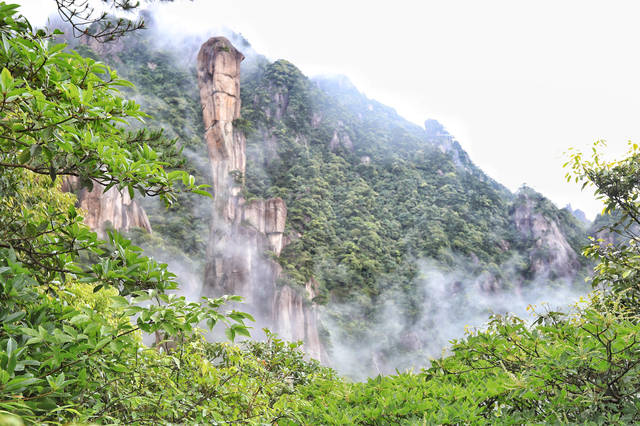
[17, 0, 640, 219]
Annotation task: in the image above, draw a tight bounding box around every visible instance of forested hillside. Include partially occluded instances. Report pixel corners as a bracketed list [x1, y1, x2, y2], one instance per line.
[64, 18, 592, 374]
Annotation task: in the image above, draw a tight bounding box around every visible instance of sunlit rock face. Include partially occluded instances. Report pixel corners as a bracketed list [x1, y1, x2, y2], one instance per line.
[197, 37, 245, 223]
[197, 37, 326, 362]
[61, 177, 152, 238]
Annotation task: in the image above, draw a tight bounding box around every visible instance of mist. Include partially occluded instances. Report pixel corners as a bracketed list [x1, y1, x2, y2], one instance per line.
[18, 0, 640, 220]
[325, 258, 589, 380]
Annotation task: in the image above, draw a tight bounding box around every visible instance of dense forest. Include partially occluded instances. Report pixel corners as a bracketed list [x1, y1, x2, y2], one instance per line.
[2, 2, 640, 423]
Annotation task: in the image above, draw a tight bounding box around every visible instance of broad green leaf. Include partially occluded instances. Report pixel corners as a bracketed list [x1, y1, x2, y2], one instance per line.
[0, 67, 13, 92]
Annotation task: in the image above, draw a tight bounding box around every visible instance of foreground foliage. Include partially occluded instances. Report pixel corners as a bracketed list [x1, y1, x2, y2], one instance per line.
[284, 142, 640, 425]
[0, 3, 252, 423]
[294, 295, 640, 424]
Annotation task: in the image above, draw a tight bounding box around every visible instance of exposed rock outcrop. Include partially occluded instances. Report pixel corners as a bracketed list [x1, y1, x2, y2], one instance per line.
[197, 37, 245, 224]
[328, 120, 354, 152]
[329, 129, 353, 152]
[271, 278, 326, 361]
[197, 37, 326, 361]
[61, 177, 151, 237]
[564, 203, 590, 225]
[424, 119, 470, 172]
[243, 198, 287, 255]
[512, 189, 580, 280]
[424, 119, 449, 138]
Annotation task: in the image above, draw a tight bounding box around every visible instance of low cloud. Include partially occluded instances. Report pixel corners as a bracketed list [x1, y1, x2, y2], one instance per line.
[325, 258, 589, 380]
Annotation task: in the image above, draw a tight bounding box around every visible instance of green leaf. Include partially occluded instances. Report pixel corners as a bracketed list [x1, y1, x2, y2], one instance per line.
[3, 310, 25, 324]
[0, 369, 9, 384]
[4, 376, 40, 393]
[225, 327, 236, 342]
[233, 325, 251, 338]
[0, 67, 13, 92]
[17, 149, 30, 164]
[109, 295, 129, 308]
[191, 189, 212, 197]
[6, 353, 16, 375]
[6, 338, 16, 357]
[69, 314, 90, 325]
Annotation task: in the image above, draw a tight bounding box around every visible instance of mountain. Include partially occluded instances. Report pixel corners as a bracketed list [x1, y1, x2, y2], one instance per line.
[565, 203, 589, 224]
[64, 23, 590, 375]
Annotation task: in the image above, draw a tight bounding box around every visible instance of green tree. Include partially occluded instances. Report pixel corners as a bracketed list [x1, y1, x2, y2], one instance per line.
[0, 3, 253, 422]
[567, 140, 640, 307]
[53, 0, 145, 41]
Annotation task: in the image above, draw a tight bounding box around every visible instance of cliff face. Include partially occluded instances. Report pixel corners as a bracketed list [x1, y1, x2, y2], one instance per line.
[512, 190, 580, 280]
[272, 278, 325, 361]
[243, 198, 287, 256]
[197, 37, 245, 223]
[197, 37, 326, 362]
[62, 177, 152, 237]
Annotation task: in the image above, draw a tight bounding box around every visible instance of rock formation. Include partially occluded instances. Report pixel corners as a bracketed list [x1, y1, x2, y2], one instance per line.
[196, 37, 245, 224]
[243, 198, 287, 256]
[62, 177, 151, 238]
[512, 189, 580, 280]
[197, 37, 326, 362]
[564, 203, 589, 225]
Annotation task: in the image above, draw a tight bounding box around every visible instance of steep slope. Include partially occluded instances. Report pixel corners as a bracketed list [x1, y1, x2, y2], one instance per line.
[236, 56, 589, 372]
[68, 25, 589, 372]
[241, 59, 587, 288]
[512, 187, 584, 280]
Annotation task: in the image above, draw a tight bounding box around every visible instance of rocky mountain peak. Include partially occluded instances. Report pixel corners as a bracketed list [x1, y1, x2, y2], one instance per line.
[197, 37, 244, 123]
[564, 203, 590, 225]
[424, 119, 449, 137]
[512, 187, 581, 280]
[197, 37, 326, 362]
[197, 37, 246, 222]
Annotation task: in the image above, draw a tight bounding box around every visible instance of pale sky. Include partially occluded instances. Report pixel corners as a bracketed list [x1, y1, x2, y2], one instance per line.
[17, 0, 640, 219]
